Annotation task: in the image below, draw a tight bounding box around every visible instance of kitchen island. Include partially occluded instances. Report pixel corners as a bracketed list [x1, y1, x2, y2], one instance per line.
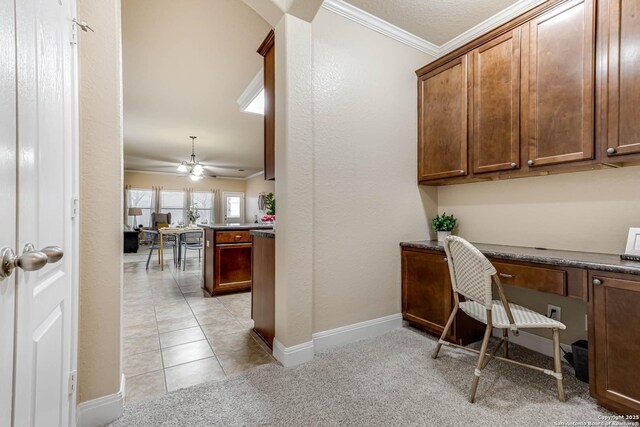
[201, 224, 273, 296]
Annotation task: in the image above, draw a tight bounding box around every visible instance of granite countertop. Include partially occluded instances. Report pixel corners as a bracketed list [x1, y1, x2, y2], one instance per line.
[200, 223, 274, 230]
[250, 229, 275, 239]
[400, 240, 640, 276]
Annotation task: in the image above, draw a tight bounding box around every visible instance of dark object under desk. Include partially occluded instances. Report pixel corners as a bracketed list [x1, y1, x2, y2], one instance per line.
[400, 240, 640, 416]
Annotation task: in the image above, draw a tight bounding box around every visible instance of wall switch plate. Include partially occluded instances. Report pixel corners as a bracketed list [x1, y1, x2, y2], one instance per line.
[547, 304, 562, 322]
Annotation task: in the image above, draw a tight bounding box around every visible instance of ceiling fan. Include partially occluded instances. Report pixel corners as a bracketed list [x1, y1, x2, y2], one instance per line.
[177, 136, 206, 181]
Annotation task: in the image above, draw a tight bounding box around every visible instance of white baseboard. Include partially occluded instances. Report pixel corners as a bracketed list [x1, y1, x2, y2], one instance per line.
[273, 339, 314, 367]
[272, 313, 403, 367]
[492, 329, 572, 362]
[77, 374, 125, 427]
[312, 313, 403, 352]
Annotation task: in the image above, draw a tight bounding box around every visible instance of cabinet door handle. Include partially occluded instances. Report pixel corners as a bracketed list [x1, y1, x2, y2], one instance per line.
[606, 147, 616, 155]
[510, 162, 517, 169]
[499, 273, 515, 279]
[527, 160, 535, 167]
[592, 278, 602, 286]
[235, 235, 242, 239]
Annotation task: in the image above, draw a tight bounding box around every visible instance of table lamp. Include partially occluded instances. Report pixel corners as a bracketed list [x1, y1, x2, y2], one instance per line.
[128, 207, 143, 228]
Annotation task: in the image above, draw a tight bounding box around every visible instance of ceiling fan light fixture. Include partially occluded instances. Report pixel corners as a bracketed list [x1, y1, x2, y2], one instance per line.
[177, 136, 208, 179]
[192, 163, 204, 175]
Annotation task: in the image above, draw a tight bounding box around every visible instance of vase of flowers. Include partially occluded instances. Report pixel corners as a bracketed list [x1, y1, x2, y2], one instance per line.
[187, 205, 200, 226]
[432, 212, 457, 242]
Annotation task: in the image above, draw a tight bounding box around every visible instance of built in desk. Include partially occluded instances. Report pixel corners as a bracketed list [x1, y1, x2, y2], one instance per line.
[400, 240, 640, 415]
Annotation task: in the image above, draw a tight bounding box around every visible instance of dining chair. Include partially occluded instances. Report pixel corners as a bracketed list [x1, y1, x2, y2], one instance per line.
[143, 229, 177, 270]
[181, 231, 203, 271]
[432, 236, 566, 403]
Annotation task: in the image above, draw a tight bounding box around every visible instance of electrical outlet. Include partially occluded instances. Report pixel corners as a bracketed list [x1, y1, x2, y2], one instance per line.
[547, 304, 562, 322]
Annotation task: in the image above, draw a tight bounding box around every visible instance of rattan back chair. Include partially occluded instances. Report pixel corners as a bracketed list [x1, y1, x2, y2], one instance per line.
[432, 236, 567, 403]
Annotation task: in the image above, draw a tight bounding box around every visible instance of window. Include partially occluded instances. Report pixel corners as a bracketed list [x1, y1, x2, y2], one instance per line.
[160, 190, 185, 224]
[192, 191, 214, 224]
[128, 188, 152, 228]
[222, 192, 244, 224]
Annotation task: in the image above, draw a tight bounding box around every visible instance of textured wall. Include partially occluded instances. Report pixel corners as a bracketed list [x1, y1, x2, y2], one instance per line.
[245, 173, 275, 223]
[311, 8, 438, 333]
[273, 14, 315, 347]
[437, 166, 640, 343]
[77, 0, 123, 403]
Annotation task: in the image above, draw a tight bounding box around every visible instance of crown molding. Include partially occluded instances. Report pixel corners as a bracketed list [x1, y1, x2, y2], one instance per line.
[322, 0, 546, 59]
[124, 169, 262, 181]
[321, 0, 440, 57]
[438, 0, 546, 55]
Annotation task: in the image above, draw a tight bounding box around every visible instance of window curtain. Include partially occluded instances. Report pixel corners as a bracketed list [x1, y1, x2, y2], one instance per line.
[151, 186, 162, 226]
[123, 185, 132, 227]
[184, 188, 193, 222]
[213, 189, 221, 224]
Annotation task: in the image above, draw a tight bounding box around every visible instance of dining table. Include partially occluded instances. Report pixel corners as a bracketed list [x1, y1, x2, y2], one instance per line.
[158, 226, 205, 271]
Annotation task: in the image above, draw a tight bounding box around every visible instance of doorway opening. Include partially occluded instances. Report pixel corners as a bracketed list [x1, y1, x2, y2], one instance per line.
[120, 0, 276, 404]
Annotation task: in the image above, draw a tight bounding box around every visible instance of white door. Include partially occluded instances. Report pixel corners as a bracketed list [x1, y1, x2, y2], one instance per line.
[0, 0, 18, 424]
[223, 192, 245, 224]
[0, 0, 78, 426]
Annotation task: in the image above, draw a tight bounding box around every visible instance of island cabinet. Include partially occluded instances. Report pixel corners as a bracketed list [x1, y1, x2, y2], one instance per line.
[203, 226, 272, 296]
[251, 231, 275, 349]
[598, 0, 640, 162]
[417, 0, 640, 185]
[589, 271, 640, 415]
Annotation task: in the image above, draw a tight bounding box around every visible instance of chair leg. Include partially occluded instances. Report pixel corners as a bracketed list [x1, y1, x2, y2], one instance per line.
[432, 304, 458, 359]
[552, 328, 566, 402]
[503, 328, 509, 359]
[183, 247, 187, 271]
[469, 318, 493, 403]
[146, 246, 154, 270]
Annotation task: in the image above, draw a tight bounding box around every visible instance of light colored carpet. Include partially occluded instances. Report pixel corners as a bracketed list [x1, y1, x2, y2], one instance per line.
[110, 327, 609, 426]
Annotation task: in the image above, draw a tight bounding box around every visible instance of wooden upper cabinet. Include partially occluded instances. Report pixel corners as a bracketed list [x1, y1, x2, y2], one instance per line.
[601, 0, 640, 159]
[471, 29, 521, 174]
[522, 0, 595, 168]
[258, 30, 275, 181]
[418, 56, 468, 181]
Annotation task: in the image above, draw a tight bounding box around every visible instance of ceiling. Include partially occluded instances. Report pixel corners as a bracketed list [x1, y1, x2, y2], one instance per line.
[343, 0, 519, 46]
[122, 0, 271, 179]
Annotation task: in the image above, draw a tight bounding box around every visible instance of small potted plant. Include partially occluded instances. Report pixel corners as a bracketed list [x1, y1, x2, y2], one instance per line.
[432, 213, 457, 242]
[187, 204, 200, 226]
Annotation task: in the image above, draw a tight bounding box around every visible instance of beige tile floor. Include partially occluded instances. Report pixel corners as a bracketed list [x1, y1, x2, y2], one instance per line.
[123, 247, 275, 405]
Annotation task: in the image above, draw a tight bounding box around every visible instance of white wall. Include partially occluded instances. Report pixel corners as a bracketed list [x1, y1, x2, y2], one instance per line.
[311, 9, 438, 333]
[245, 173, 275, 223]
[77, 0, 123, 404]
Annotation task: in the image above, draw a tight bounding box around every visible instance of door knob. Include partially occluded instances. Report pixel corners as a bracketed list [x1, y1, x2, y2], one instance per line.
[0, 244, 64, 281]
[606, 147, 616, 155]
[527, 160, 535, 166]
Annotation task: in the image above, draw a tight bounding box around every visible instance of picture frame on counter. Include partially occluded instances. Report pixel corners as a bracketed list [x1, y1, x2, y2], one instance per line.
[621, 227, 640, 262]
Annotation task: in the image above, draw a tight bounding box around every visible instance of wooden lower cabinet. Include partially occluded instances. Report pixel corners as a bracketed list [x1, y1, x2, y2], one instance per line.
[401, 248, 484, 345]
[251, 234, 275, 348]
[203, 227, 270, 296]
[590, 271, 640, 415]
